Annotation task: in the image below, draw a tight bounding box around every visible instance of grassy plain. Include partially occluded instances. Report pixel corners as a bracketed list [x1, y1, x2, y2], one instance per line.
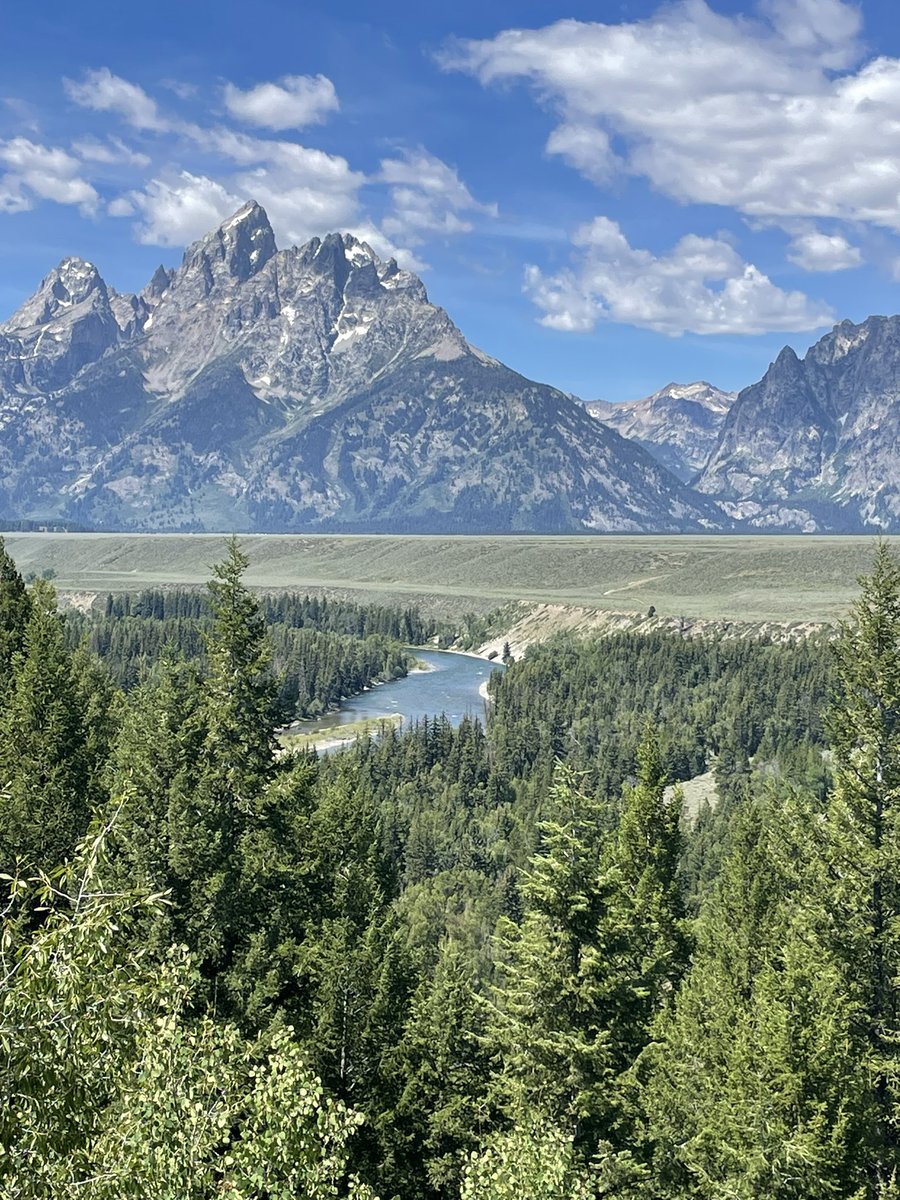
[4, 532, 891, 623]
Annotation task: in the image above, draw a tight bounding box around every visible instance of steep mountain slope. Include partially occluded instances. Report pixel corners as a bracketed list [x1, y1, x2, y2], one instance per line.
[697, 318, 900, 531]
[587, 382, 736, 481]
[0, 203, 725, 533]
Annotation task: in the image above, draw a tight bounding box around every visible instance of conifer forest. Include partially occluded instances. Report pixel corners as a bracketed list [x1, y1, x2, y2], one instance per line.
[5, 534, 900, 1199]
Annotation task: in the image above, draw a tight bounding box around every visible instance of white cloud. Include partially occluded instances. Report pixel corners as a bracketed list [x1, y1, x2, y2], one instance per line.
[129, 172, 243, 246]
[346, 222, 429, 272]
[442, 1, 900, 233]
[107, 196, 135, 217]
[65, 68, 169, 132]
[73, 136, 151, 168]
[208, 133, 364, 247]
[787, 228, 862, 271]
[759, 0, 862, 67]
[525, 216, 833, 336]
[223, 75, 339, 130]
[14, 67, 484, 269]
[379, 149, 497, 244]
[0, 138, 98, 214]
[127, 138, 365, 251]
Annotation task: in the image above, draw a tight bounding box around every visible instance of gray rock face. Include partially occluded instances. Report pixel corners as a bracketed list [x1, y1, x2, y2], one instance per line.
[697, 318, 900, 531]
[0, 203, 726, 533]
[587, 382, 736, 482]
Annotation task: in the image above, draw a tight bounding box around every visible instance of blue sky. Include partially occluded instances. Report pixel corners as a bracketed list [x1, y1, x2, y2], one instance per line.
[3, 0, 900, 400]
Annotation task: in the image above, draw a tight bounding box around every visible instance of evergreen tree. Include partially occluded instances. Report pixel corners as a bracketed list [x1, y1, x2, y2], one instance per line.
[645, 793, 869, 1199]
[488, 732, 686, 1168]
[385, 942, 494, 1198]
[0, 580, 93, 873]
[105, 658, 206, 952]
[107, 539, 279, 1001]
[824, 541, 900, 1192]
[0, 534, 30, 696]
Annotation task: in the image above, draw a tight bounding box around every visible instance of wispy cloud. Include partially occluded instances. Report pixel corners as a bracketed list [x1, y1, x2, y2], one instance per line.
[51, 67, 490, 262]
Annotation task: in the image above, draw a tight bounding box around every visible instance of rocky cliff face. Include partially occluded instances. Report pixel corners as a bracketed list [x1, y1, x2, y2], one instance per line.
[587, 382, 736, 482]
[696, 318, 900, 531]
[0, 202, 725, 533]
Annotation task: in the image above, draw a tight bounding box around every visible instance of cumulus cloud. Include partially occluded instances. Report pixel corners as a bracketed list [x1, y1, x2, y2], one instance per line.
[65, 68, 169, 132]
[107, 195, 134, 217]
[128, 172, 243, 245]
[787, 228, 862, 271]
[125, 136, 365, 250]
[0, 137, 98, 214]
[17, 66, 491, 270]
[196, 131, 364, 247]
[525, 216, 833, 336]
[346, 222, 429, 273]
[379, 149, 497, 243]
[442, 0, 900, 233]
[223, 75, 339, 130]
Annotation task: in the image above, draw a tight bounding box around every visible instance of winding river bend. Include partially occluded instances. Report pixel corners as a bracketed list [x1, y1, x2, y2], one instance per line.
[293, 649, 505, 746]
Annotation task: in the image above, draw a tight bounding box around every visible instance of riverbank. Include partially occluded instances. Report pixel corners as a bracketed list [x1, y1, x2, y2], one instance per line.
[278, 713, 403, 756]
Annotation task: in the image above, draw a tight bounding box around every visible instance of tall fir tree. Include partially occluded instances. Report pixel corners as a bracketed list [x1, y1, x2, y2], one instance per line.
[644, 792, 869, 1199]
[384, 941, 494, 1199]
[824, 540, 900, 1193]
[0, 535, 30, 698]
[107, 538, 279, 1004]
[0, 580, 94, 873]
[488, 732, 686, 1171]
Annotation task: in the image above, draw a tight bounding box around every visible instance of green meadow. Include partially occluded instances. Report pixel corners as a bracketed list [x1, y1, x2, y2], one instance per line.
[4, 531, 890, 623]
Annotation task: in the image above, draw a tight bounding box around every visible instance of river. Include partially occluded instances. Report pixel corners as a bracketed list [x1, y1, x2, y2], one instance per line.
[290, 648, 505, 750]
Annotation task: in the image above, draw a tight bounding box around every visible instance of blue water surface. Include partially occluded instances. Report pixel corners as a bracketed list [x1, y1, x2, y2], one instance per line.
[295, 648, 505, 741]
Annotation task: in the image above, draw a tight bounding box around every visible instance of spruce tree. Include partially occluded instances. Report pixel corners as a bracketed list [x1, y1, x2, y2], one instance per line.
[488, 732, 686, 1168]
[644, 793, 869, 1199]
[386, 941, 494, 1199]
[824, 540, 900, 1191]
[0, 580, 92, 873]
[107, 539, 279, 1002]
[0, 534, 30, 696]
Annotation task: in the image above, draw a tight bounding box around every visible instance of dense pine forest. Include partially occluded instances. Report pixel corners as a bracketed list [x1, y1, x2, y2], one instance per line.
[3, 534, 900, 1198]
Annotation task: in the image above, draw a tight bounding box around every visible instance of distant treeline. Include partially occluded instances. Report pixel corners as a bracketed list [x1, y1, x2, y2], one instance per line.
[0, 518, 91, 532]
[68, 588, 451, 718]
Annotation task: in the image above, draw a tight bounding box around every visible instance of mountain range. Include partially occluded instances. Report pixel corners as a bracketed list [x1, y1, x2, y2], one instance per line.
[0, 202, 722, 534]
[1, 201, 899, 534]
[694, 318, 900, 531]
[586, 382, 736, 483]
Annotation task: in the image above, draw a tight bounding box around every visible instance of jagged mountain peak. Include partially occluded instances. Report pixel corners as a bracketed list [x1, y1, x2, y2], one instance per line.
[179, 199, 276, 288]
[651, 381, 735, 409]
[3, 256, 109, 332]
[0, 205, 728, 534]
[144, 264, 174, 300]
[696, 313, 900, 530]
[289, 229, 426, 300]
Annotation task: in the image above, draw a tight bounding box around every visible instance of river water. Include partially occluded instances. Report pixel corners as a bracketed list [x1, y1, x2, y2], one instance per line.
[294, 648, 505, 743]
